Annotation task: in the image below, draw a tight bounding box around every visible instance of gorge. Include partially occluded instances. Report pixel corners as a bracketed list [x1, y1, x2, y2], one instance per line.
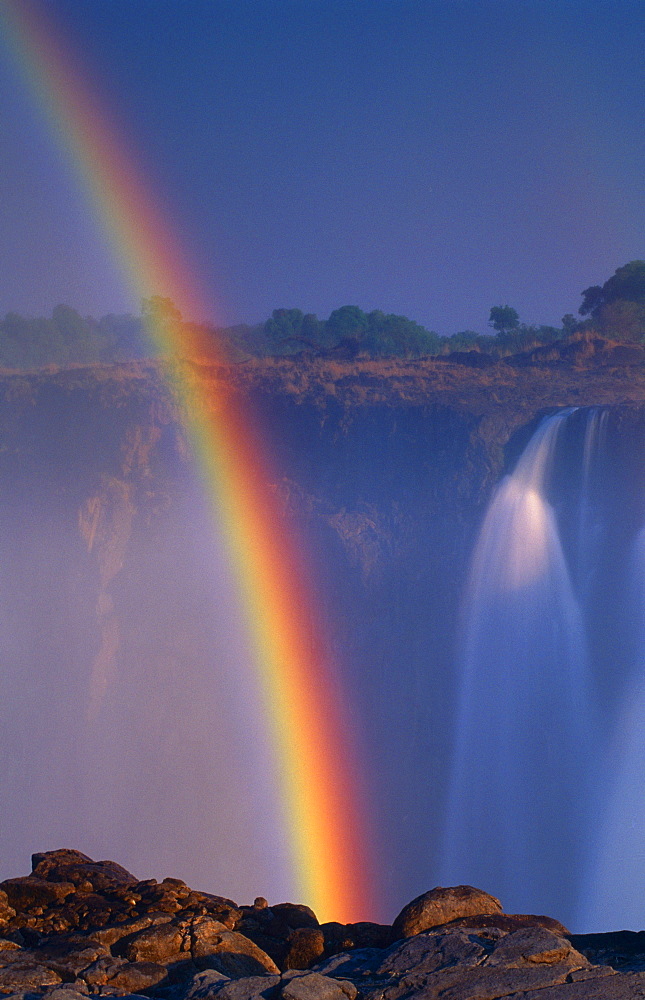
[3, 342, 645, 933]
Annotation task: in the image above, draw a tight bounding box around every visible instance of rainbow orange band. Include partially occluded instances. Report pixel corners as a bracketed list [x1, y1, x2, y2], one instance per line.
[1, 0, 377, 923]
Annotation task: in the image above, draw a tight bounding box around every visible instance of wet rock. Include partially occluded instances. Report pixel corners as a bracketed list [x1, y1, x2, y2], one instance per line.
[392, 886, 502, 939]
[283, 930, 325, 971]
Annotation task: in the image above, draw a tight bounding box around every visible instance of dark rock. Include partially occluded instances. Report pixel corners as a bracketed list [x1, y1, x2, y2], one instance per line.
[391, 886, 502, 939]
[569, 929, 645, 971]
[321, 923, 392, 955]
[270, 908, 318, 932]
[283, 930, 324, 971]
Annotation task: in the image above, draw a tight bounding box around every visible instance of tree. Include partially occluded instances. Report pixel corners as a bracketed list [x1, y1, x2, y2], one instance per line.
[579, 261, 645, 316]
[489, 305, 520, 334]
[579, 261, 645, 342]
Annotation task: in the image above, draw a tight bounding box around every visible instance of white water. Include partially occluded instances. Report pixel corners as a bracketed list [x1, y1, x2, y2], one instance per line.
[441, 410, 596, 927]
[582, 524, 645, 930]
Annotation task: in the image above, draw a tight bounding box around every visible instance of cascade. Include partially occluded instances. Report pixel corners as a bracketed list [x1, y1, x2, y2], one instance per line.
[441, 408, 602, 928]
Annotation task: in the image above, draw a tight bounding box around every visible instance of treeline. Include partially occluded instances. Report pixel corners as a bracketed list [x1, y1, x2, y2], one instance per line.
[2, 261, 644, 369]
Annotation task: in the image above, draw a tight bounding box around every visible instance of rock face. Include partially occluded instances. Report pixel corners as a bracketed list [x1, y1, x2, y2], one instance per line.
[0, 850, 643, 1000]
[3, 358, 645, 923]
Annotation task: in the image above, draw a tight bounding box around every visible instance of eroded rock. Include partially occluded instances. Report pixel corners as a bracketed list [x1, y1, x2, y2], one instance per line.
[391, 886, 502, 939]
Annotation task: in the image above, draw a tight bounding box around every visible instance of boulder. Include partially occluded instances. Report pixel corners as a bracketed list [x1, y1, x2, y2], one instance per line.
[283, 929, 325, 971]
[190, 916, 230, 960]
[125, 923, 187, 964]
[392, 886, 502, 938]
[30, 852, 137, 891]
[198, 932, 279, 978]
[282, 973, 356, 1000]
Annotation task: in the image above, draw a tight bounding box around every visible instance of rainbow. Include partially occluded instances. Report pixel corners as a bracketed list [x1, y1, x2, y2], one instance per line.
[1, 0, 376, 923]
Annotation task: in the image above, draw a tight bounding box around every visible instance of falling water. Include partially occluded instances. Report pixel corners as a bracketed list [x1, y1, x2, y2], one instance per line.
[582, 524, 645, 930]
[441, 409, 596, 927]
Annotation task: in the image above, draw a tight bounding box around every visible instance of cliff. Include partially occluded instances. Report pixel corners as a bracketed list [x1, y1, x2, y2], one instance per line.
[2, 347, 645, 926]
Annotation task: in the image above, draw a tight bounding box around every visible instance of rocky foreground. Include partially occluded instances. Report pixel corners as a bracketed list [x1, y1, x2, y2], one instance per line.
[2, 853, 645, 1000]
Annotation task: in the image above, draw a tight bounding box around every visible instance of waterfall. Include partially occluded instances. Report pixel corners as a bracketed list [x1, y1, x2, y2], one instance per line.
[441, 408, 597, 928]
[581, 524, 645, 930]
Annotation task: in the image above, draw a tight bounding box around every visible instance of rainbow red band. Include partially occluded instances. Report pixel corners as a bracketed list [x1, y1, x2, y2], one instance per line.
[1, 0, 377, 922]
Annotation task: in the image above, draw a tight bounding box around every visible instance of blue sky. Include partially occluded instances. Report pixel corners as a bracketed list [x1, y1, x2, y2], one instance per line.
[0, 0, 643, 333]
